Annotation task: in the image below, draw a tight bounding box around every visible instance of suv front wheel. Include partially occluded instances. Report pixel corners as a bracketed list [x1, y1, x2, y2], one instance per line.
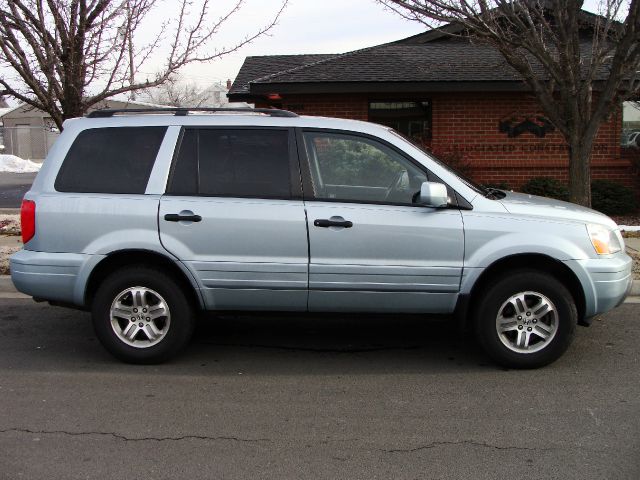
[91, 266, 195, 364]
[475, 270, 577, 369]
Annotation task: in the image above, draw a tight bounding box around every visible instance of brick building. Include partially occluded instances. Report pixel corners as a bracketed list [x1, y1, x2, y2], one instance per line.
[228, 21, 638, 191]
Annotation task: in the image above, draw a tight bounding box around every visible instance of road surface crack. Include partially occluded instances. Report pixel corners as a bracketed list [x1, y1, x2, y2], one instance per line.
[383, 440, 552, 453]
[0, 427, 270, 444]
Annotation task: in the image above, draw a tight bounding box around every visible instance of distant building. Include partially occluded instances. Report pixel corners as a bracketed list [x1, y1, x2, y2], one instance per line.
[229, 17, 638, 191]
[0, 99, 165, 161]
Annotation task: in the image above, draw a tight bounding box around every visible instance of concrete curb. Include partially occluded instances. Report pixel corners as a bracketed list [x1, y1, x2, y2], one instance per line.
[0, 275, 638, 297]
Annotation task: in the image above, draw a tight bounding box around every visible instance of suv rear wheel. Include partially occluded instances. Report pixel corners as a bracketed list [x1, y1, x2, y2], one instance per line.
[91, 266, 195, 364]
[474, 270, 577, 369]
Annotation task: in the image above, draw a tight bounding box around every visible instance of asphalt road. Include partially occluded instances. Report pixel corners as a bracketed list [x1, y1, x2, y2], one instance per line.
[0, 172, 37, 208]
[0, 300, 638, 480]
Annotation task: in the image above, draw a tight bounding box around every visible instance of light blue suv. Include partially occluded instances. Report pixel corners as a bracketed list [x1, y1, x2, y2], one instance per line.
[10, 108, 633, 367]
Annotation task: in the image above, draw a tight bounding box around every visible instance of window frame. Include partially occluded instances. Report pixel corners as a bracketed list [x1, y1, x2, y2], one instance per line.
[295, 127, 460, 208]
[165, 126, 303, 200]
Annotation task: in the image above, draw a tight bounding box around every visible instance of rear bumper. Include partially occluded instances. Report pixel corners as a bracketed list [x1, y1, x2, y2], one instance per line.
[564, 253, 633, 318]
[10, 249, 105, 306]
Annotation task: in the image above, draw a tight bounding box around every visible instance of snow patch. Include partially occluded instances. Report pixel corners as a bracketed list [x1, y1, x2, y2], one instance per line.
[620, 225, 640, 232]
[0, 154, 42, 173]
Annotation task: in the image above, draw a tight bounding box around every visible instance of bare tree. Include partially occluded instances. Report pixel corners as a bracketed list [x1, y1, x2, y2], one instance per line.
[140, 75, 232, 107]
[378, 0, 640, 206]
[140, 77, 209, 107]
[0, 0, 287, 130]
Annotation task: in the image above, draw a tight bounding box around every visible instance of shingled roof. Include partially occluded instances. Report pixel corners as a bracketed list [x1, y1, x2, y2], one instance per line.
[228, 14, 609, 102]
[229, 54, 336, 96]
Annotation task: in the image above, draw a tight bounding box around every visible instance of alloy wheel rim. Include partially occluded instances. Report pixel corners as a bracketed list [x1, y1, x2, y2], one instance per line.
[109, 286, 171, 348]
[495, 291, 558, 354]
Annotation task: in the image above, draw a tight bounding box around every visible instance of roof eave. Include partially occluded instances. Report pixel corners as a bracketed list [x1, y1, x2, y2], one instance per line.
[247, 81, 532, 95]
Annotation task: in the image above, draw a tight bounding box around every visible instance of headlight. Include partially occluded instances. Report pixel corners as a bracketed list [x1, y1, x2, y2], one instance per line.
[586, 224, 622, 255]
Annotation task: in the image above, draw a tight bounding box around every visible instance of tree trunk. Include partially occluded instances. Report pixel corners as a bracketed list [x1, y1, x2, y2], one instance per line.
[567, 137, 592, 207]
[55, 94, 85, 131]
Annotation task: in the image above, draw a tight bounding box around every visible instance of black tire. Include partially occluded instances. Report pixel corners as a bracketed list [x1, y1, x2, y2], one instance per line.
[474, 270, 577, 369]
[91, 266, 195, 364]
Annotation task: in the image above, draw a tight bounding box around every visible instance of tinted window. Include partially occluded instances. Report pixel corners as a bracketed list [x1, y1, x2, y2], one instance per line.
[55, 127, 166, 193]
[302, 132, 426, 204]
[168, 129, 291, 198]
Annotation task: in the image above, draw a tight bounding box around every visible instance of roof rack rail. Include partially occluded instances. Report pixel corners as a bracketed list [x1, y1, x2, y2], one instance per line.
[87, 107, 298, 118]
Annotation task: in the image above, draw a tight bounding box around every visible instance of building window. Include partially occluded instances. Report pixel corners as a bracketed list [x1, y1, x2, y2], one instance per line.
[369, 101, 432, 144]
[622, 101, 640, 148]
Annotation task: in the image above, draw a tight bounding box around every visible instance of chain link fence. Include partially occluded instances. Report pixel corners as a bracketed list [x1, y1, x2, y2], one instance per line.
[0, 126, 59, 161]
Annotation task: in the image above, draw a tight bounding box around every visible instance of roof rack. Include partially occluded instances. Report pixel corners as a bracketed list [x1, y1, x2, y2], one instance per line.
[87, 107, 298, 118]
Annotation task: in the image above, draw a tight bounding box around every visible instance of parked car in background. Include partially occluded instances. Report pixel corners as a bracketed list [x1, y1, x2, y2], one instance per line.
[10, 108, 633, 368]
[623, 130, 640, 147]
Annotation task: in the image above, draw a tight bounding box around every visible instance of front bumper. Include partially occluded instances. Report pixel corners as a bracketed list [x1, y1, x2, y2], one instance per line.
[564, 253, 633, 319]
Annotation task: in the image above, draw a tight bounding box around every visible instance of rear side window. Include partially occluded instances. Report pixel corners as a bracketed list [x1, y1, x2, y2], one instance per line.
[55, 127, 167, 193]
[167, 129, 291, 198]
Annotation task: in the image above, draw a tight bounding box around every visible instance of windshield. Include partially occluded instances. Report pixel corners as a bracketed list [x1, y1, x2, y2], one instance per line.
[387, 129, 496, 198]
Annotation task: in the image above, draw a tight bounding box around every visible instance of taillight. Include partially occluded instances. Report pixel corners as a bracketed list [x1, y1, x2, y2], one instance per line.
[21, 199, 36, 244]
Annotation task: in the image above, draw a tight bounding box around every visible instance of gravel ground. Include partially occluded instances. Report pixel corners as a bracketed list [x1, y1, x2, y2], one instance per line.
[0, 215, 21, 274]
[612, 214, 640, 226]
[0, 245, 20, 275]
[0, 214, 20, 235]
[628, 249, 640, 279]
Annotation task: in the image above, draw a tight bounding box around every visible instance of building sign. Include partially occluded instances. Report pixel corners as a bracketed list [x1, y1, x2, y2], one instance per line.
[445, 143, 614, 155]
[499, 115, 555, 138]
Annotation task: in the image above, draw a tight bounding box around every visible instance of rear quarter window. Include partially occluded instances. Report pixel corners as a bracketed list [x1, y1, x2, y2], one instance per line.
[55, 126, 167, 194]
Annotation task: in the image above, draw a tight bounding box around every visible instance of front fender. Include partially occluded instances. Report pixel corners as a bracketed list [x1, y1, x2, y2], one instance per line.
[460, 213, 595, 295]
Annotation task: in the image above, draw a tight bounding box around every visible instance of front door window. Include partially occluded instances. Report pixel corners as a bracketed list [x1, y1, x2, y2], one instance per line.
[302, 132, 426, 205]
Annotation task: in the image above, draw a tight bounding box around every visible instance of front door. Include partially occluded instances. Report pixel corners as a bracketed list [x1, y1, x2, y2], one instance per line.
[159, 127, 308, 311]
[299, 130, 464, 313]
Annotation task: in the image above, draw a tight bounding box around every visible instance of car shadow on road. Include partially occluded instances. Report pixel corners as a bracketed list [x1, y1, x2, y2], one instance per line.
[0, 300, 500, 374]
[180, 312, 494, 374]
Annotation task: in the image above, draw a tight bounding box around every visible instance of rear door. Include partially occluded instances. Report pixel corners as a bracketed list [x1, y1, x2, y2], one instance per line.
[159, 127, 309, 311]
[299, 129, 465, 313]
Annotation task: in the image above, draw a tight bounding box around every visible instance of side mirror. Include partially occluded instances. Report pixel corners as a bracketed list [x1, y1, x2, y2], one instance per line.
[417, 181, 449, 208]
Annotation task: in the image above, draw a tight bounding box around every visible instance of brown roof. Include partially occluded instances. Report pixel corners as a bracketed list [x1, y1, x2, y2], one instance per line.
[229, 11, 612, 101]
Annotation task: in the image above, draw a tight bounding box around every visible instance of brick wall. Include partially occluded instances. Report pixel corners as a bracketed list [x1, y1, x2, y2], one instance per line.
[257, 92, 636, 191]
[256, 94, 368, 120]
[429, 92, 633, 190]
